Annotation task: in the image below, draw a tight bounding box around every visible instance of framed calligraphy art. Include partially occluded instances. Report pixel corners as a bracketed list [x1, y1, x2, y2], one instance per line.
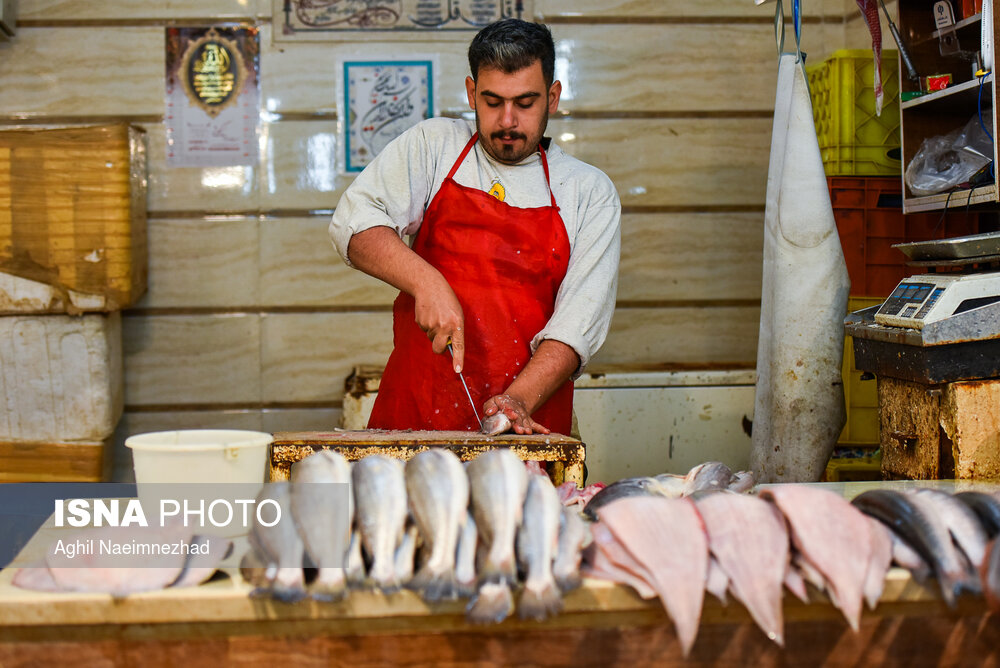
[275, 0, 534, 42]
[340, 58, 437, 173]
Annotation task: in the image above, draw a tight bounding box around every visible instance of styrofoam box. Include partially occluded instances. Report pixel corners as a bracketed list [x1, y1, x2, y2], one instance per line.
[0, 312, 123, 442]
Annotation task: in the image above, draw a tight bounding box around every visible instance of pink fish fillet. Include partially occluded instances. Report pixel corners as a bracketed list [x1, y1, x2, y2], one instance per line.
[784, 563, 809, 603]
[598, 497, 708, 658]
[45, 524, 193, 597]
[12, 562, 61, 592]
[585, 522, 659, 599]
[864, 518, 893, 610]
[695, 493, 788, 646]
[581, 541, 657, 600]
[706, 556, 729, 605]
[761, 486, 872, 631]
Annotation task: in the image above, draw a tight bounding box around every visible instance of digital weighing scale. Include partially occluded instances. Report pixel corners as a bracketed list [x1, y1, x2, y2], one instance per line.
[872, 232, 1000, 330]
[845, 231, 1000, 385]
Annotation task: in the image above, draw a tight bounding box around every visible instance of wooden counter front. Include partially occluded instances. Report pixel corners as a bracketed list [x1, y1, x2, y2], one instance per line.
[0, 564, 996, 666]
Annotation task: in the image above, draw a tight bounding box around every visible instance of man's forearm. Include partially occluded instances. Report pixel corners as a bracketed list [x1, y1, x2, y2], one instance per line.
[503, 339, 579, 415]
[346, 226, 438, 297]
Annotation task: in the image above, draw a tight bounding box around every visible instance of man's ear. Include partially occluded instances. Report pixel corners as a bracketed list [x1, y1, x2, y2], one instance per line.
[548, 80, 562, 114]
[465, 76, 477, 111]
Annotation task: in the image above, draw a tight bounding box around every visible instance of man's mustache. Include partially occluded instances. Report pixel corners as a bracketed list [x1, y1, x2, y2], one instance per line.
[491, 131, 526, 141]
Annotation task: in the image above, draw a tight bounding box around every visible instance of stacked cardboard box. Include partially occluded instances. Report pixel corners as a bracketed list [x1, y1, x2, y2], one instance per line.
[0, 125, 147, 481]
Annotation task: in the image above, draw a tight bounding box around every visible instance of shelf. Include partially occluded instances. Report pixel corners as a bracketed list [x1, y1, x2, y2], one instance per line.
[901, 73, 994, 109]
[903, 183, 997, 212]
[931, 12, 982, 39]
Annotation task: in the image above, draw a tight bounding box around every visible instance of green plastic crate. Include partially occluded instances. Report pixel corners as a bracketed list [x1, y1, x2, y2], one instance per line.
[839, 297, 883, 446]
[807, 49, 901, 176]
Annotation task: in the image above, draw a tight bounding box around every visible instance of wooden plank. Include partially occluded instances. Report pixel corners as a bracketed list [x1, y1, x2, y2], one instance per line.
[0, 439, 112, 482]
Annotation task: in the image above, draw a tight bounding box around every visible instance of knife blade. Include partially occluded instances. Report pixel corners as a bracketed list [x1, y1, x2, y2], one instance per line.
[447, 343, 482, 429]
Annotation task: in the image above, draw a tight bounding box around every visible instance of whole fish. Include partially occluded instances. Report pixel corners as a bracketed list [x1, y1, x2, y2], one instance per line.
[516, 473, 563, 620]
[352, 455, 408, 593]
[955, 491, 1000, 538]
[983, 538, 1000, 613]
[583, 476, 681, 520]
[290, 450, 353, 601]
[466, 449, 528, 623]
[553, 507, 589, 592]
[888, 530, 932, 584]
[851, 489, 975, 606]
[914, 488, 989, 570]
[863, 517, 893, 610]
[482, 412, 512, 437]
[405, 448, 469, 601]
[171, 535, 234, 589]
[454, 511, 479, 598]
[685, 462, 734, 494]
[249, 482, 308, 602]
[394, 524, 419, 585]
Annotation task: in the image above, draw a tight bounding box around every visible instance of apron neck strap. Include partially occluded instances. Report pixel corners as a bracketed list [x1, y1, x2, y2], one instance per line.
[450, 133, 558, 208]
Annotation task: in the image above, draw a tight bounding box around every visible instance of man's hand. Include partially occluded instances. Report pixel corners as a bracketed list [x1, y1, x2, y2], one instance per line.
[347, 227, 465, 372]
[483, 394, 550, 435]
[413, 276, 465, 372]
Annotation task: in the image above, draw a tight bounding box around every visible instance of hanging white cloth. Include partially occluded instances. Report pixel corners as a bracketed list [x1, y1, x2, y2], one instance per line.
[750, 53, 851, 484]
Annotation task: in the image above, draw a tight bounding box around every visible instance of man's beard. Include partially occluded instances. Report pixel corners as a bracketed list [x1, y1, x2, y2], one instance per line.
[474, 110, 548, 165]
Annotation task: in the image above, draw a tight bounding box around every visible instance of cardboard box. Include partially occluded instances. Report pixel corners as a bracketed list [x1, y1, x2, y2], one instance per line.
[0, 124, 147, 313]
[0, 312, 123, 442]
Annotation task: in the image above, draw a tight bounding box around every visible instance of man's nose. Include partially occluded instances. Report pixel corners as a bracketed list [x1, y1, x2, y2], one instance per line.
[500, 102, 517, 128]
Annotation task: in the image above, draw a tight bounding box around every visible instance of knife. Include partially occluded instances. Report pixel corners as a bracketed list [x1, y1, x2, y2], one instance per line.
[447, 342, 482, 429]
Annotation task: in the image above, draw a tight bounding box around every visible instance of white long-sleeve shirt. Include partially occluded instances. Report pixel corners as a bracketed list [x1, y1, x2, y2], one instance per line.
[329, 117, 621, 375]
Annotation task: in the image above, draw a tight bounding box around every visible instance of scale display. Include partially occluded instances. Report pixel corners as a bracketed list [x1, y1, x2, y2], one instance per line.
[874, 272, 1000, 329]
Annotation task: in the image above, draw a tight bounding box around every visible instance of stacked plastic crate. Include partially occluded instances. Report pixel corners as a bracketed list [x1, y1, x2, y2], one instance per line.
[807, 51, 980, 479]
[0, 125, 147, 481]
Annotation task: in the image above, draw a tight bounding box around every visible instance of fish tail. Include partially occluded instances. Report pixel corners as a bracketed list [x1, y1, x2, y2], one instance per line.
[270, 567, 308, 603]
[455, 578, 478, 598]
[309, 568, 348, 602]
[465, 582, 514, 625]
[480, 547, 517, 586]
[518, 578, 563, 621]
[554, 571, 582, 593]
[408, 565, 461, 602]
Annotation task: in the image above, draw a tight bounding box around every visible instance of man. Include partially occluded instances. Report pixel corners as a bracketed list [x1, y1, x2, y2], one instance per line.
[329, 19, 620, 436]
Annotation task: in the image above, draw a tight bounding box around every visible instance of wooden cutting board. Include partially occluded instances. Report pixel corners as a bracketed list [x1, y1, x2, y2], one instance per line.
[269, 430, 586, 485]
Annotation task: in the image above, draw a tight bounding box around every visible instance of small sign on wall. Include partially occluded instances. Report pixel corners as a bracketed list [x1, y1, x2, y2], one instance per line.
[275, 0, 534, 41]
[339, 58, 437, 173]
[165, 27, 260, 168]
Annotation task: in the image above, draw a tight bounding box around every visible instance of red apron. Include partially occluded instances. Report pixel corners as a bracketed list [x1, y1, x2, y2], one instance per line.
[367, 133, 573, 434]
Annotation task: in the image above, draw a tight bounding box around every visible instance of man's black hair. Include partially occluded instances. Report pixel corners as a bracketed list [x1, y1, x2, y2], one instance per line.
[467, 19, 555, 87]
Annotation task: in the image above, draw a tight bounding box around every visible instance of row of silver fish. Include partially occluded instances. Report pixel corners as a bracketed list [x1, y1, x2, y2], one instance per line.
[242, 448, 591, 624]
[582, 484, 1000, 658]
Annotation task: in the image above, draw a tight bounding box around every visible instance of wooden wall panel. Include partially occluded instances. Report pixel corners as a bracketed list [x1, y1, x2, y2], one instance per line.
[122, 315, 262, 405]
[260, 312, 394, 403]
[145, 118, 773, 214]
[18, 0, 269, 20]
[0, 28, 165, 117]
[618, 213, 764, 302]
[258, 218, 397, 307]
[594, 306, 761, 367]
[141, 217, 260, 308]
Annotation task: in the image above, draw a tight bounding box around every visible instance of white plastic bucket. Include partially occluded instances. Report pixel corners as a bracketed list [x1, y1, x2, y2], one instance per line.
[125, 429, 273, 485]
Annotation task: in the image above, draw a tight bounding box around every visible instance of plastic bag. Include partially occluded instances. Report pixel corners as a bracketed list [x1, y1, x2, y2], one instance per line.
[904, 115, 993, 196]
